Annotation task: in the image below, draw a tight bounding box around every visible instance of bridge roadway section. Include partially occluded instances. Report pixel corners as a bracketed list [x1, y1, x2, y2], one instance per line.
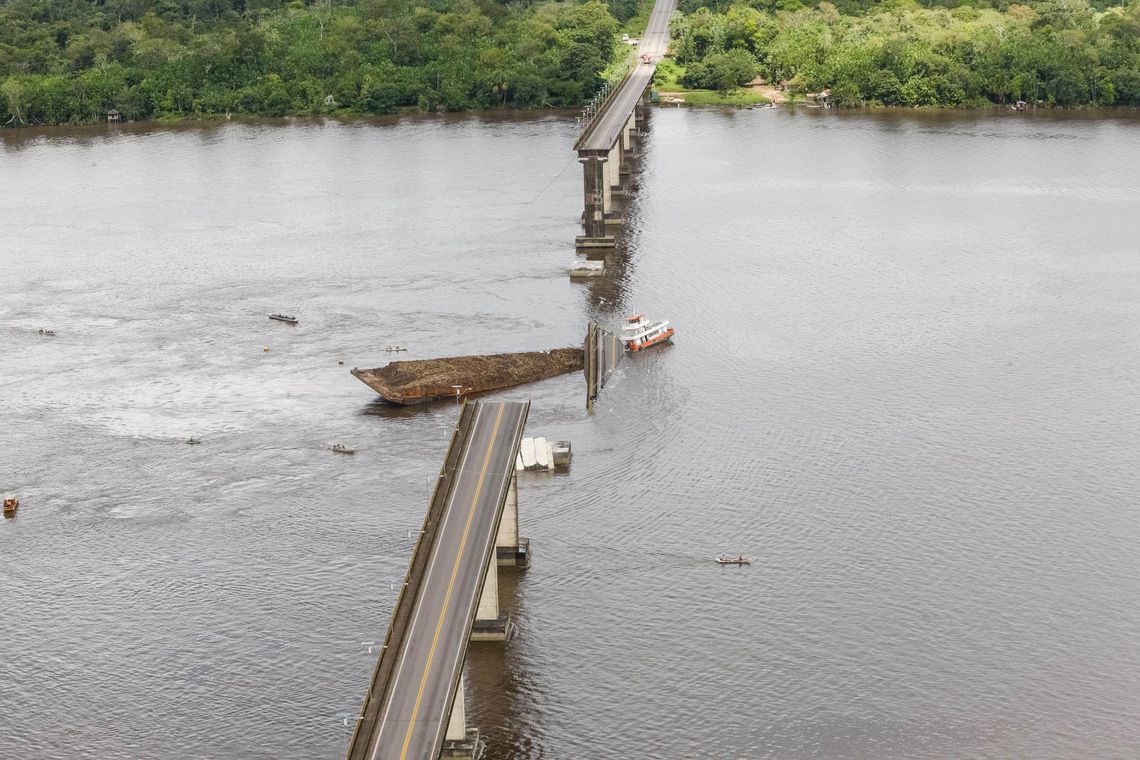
[347, 400, 530, 760]
[574, 0, 676, 247]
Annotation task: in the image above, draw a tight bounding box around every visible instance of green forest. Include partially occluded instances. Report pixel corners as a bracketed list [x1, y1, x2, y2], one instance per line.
[669, 0, 1140, 106]
[0, 0, 1137, 126]
[0, 0, 621, 125]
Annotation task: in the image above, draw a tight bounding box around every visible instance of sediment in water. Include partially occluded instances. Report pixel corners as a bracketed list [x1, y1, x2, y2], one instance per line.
[351, 348, 584, 405]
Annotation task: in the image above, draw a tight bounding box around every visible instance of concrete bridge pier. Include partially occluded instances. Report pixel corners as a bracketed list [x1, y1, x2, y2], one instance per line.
[620, 114, 635, 173]
[605, 143, 625, 215]
[575, 152, 615, 249]
[471, 547, 512, 641]
[440, 679, 483, 759]
[472, 471, 526, 641]
[495, 473, 529, 567]
[635, 91, 650, 135]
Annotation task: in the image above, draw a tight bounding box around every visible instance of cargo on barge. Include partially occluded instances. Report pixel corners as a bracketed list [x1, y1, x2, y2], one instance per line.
[351, 348, 584, 405]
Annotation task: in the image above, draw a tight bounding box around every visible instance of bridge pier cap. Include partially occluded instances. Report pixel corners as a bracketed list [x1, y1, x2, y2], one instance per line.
[578, 147, 613, 159]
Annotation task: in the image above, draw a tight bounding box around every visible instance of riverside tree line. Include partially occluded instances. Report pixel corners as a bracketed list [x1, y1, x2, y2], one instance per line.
[1, 0, 1137, 126]
[669, 0, 1140, 106]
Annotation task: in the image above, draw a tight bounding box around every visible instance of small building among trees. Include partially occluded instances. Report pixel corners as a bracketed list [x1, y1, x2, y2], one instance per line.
[106, 109, 122, 123]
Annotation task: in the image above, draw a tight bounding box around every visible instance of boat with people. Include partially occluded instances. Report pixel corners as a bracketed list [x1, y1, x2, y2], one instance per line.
[269, 314, 298, 324]
[186, 437, 201, 445]
[331, 443, 355, 454]
[621, 313, 675, 352]
[38, 329, 56, 336]
[3, 498, 18, 517]
[715, 555, 751, 565]
[384, 346, 407, 352]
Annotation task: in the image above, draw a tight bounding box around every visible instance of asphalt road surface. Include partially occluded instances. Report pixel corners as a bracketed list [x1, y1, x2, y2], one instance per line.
[366, 401, 529, 760]
[577, 0, 677, 152]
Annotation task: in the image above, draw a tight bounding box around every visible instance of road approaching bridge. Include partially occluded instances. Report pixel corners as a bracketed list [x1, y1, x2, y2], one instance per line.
[347, 400, 530, 760]
[574, 0, 677, 248]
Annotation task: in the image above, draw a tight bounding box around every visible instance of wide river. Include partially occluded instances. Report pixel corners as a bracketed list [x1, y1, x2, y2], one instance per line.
[3, 107, 1139, 759]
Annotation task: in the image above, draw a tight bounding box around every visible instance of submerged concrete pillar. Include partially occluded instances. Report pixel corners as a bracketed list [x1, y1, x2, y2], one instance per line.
[576, 153, 614, 248]
[471, 549, 511, 641]
[496, 473, 529, 567]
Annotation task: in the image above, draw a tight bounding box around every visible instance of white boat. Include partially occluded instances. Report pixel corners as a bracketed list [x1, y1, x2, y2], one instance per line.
[269, 314, 298, 324]
[716, 555, 751, 565]
[621, 313, 674, 352]
[331, 443, 355, 454]
[186, 437, 201, 445]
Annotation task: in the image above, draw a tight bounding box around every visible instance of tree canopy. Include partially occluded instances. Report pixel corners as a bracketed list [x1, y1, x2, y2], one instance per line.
[0, 0, 620, 125]
[668, 0, 1140, 106]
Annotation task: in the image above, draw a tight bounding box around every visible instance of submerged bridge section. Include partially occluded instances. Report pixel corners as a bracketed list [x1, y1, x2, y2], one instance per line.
[584, 322, 624, 412]
[574, 0, 676, 249]
[347, 401, 530, 760]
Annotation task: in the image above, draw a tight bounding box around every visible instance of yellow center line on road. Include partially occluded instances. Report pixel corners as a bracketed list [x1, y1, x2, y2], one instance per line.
[398, 402, 506, 760]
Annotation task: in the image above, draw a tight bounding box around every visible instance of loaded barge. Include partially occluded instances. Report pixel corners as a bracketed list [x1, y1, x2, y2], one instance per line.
[351, 348, 583, 406]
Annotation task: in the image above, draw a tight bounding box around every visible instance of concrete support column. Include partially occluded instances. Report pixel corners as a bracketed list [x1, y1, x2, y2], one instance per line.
[611, 141, 627, 197]
[471, 549, 512, 641]
[602, 148, 614, 211]
[577, 155, 612, 248]
[604, 143, 623, 225]
[476, 551, 499, 622]
[496, 473, 529, 567]
[446, 681, 467, 741]
[440, 680, 482, 759]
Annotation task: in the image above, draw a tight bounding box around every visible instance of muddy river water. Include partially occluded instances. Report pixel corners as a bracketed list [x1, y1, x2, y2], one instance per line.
[3, 107, 1140, 759]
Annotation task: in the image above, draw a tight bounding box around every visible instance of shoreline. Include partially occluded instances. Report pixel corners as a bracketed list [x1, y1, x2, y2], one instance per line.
[2, 103, 1137, 139]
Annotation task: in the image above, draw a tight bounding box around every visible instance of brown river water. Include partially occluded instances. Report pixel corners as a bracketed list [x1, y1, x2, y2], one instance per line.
[2, 107, 1139, 759]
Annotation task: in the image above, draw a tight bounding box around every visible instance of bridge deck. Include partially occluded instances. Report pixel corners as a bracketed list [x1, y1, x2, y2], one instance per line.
[349, 400, 530, 760]
[574, 0, 676, 153]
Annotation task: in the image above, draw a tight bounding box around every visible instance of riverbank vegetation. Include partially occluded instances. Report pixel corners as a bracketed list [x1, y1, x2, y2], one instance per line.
[668, 0, 1140, 107]
[654, 57, 770, 104]
[0, 0, 622, 126]
[3, 0, 1137, 125]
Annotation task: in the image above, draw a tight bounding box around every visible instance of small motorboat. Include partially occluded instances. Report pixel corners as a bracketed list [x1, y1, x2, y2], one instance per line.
[269, 314, 298, 324]
[331, 443, 355, 454]
[621, 313, 675, 352]
[38, 329, 56, 336]
[186, 437, 202, 445]
[715, 555, 751, 565]
[384, 345, 407, 353]
[3, 498, 18, 517]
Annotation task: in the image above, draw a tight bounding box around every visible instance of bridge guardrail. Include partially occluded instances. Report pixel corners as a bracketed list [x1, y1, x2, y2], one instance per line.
[436, 400, 530, 755]
[346, 401, 479, 760]
[574, 49, 638, 150]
